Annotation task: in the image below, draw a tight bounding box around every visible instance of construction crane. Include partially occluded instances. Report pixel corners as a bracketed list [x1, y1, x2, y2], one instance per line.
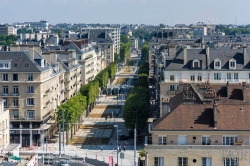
[207, 18, 221, 35]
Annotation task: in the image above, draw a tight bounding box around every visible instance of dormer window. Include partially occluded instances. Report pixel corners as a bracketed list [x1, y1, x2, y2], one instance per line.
[214, 58, 221, 69]
[229, 58, 236, 70]
[192, 59, 200, 68]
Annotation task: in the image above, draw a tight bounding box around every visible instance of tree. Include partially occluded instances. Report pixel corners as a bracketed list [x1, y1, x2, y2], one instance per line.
[6, 39, 13, 46]
[120, 34, 130, 43]
[141, 43, 149, 62]
[114, 53, 120, 62]
[58, 29, 62, 38]
[0, 35, 7, 41]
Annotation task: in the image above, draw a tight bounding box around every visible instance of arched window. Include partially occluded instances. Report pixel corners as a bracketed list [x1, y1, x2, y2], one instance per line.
[193, 59, 200, 68]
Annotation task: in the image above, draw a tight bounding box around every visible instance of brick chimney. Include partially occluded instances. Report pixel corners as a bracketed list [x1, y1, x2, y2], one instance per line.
[242, 82, 247, 102]
[213, 101, 217, 129]
[226, 81, 230, 98]
[205, 45, 210, 69]
[243, 46, 248, 66]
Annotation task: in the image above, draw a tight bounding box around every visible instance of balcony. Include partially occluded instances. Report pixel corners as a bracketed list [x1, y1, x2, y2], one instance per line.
[0, 92, 20, 97]
[145, 144, 250, 150]
[167, 90, 180, 95]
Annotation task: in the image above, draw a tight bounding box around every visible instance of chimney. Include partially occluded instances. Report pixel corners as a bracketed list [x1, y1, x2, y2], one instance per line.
[213, 101, 217, 129]
[243, 46, 248, 65]
[242, 82, 247, 102]
[205, 45, 210, 69]
[200, 36, 204, 49]
[226, 81, 230, 98]
[29, 46, 34, 59]
[183, 46, 187, 65]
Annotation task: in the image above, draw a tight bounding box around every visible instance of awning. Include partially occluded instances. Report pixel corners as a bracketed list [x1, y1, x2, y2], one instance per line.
[39, 124, 51, 130]
[8, 156, 21, 161]
[47, 120, 56, 124]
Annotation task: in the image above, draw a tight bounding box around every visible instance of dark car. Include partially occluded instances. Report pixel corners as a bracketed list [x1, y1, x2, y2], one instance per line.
[117, 134, 129, 140]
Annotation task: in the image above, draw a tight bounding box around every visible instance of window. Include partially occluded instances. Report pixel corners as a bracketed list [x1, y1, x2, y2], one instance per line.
[230, 61, 235, 68]
[223, 136, 237, 145]
[26, 86, 34, 93]
[27, 74, 33, 81]
[170, 85, 175, 91]
[178, 136, 187, 145]
[13, 98, 18, 107]
[214, 73, 221, 80]
[234, 73, 238, 80]
[227, 73, 231, 79]
[170, 75, 175, 81]
[2, 74, 8, 81]
[223, 158, 238, 166]
[3, 98, 8, 108]
[27, 110, 34, 120]
[158, 136, 167, 145]
[190, 75, 195, 81]
[3, 86, 8, 95]
[202, 136, 211, 145]
[0, 63, 9, 69]
[198, 75, 202, 81]
[12, 74, 18, 81]
[13, 86, 18, 95]
[249, 73, 250, 79]
[13, 110, 18, 119]
[25, 63, 29, 67]
[13, 64, 17, 67]
[215, 61, 220, 67]
[194, 62, 199, 68]
[26, 98, 35, 106]
[178, 157, 188, 166]
[154, 157, 164, 166]
[202, 158, 211, 166]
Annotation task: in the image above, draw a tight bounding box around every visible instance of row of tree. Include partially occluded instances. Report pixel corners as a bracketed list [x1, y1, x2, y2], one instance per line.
[0, 34, 17, 46]
[123, 62, 150, 131]
[141, 43, 149, 62]
[215, 25, 250, 35]
[57, 62, 118, 127]
[115, 34, 132, 63]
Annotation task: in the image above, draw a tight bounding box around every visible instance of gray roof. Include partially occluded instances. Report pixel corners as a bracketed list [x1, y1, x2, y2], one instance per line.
[81, 29, 114, 44]
[0, 51, 50, 72]
[45, 35, 57, 44]
[165, 47, 250, 70]
[64, 42, 82, 54]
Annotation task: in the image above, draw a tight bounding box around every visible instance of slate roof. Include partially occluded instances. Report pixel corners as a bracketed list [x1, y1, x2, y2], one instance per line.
[0, 51, 50, 72]
[80, 29, 114, 44]
[165, 47, 250, 70]
[64, 42, 82, 54]
[45, 35, 57, 45]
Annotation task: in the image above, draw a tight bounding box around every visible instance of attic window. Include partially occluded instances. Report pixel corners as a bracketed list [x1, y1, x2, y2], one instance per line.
[193, 59, 200, 68]
[25, 63, 29, 67]
[215, 62, 220, 67]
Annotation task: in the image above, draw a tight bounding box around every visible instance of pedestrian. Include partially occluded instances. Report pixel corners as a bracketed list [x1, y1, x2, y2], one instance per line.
[101, 145, 103, 152]
[119, 145, 121, 152]
[123, 144, 126, 151]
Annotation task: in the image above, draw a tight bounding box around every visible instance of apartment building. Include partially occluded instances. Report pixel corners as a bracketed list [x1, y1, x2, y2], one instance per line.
[24, 20, 49, 30]
[145, 82, 250, 166]
[1, 45, 66, 147]
[81, 28, 120, 54]
[0, 25, 14, 35]
[0, 98, 10, 149]
[41, 50, 82, 100]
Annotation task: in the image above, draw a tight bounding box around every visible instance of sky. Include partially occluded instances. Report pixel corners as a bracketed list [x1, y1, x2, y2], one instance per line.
[1, 0, 250, 26]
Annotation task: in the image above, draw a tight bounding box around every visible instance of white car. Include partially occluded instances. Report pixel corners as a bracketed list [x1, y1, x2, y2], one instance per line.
[58, 160, 69, 166]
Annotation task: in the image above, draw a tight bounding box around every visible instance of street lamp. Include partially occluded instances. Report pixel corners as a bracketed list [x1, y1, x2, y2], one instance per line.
[113, 125, 119, 166]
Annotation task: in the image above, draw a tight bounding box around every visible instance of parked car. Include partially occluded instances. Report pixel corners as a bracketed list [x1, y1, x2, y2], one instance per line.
[58, 160, 69, 166]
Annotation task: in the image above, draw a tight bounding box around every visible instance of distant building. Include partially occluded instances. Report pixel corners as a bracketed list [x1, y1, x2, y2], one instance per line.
[24, 20, 49, 30]
[0, 25, 14, 35]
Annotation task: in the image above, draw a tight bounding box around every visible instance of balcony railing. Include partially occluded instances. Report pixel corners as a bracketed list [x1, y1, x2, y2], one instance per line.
[0, 92, 20, 96]
[145, 144, 250, 150]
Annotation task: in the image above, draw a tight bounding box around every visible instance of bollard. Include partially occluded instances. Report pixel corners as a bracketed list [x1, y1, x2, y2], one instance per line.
[96, 154, 97, 160]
